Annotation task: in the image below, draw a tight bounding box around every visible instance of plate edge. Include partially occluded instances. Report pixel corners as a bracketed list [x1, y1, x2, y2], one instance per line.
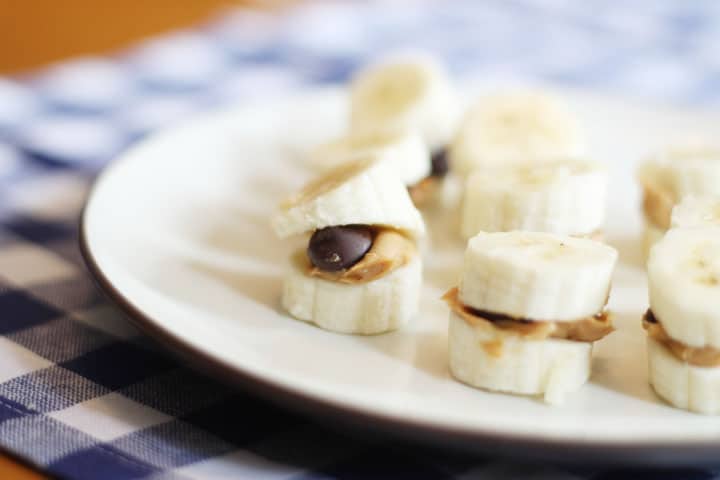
[76, 90, 720, 465]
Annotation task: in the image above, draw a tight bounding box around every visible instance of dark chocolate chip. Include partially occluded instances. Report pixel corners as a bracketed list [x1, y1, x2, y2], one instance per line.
[430, 147, 449, 177]
[307, 225, 373, 271]
[464, 305, 535, 324]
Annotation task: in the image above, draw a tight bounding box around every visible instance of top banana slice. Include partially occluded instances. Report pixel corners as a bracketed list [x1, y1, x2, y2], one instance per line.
[461, 158, 607, 239]
[639, 145, 720, 199]
[307, 129, 431, 187]
[449, 91, 584, 177]
[272, 155, 425, 239]
[460, 231, 617, 322]
[638, 143, 720, 228]
[648, 227, 720, 349]
[349, 58, 459, 151]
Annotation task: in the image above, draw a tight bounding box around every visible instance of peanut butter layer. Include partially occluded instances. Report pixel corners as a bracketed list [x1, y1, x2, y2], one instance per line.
[408, 177, 438, 206]
[308, 228, 416, 284]
[639, 177, 674, 230]
[643, 310, 720, 367]
[443, 287, 613, 342]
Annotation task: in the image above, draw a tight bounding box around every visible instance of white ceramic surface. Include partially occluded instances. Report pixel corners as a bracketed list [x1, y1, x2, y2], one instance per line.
[82, 86, 720, 456]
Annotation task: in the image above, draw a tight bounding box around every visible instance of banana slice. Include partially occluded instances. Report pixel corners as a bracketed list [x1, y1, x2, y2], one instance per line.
[272, 155, 425, 239]
[349, 57, 458, 151]
[661, 149, 720, 200]
[671, 195, 720, 228]
[307, 130, 430, 187]
[648, 338, 720, 415]
[283, 252, 421, 334]
[638, 144, 720, 230]
[449, 312, 592, 404]
[461, 159, 607, 239]
[648, 227, 720, 349]
[460, 231, 618, 322]
[449, 91, 584, 177]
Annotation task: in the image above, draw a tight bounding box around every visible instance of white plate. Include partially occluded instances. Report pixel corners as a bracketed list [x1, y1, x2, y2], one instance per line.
[81, 86, 720, 465]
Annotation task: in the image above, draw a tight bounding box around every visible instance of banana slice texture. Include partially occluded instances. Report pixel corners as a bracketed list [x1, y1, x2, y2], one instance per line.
[272, 155, 425, 239]
[460, 231, 618, 322]
[283, 253, 421, 335]
[461, 159, 607, 239]
[449, 91, 584, 178]
[648, 338, 720, 415]
[648, 227, 720, 350]
[307, 130, 431, 187]
[349, 58, 459, 151]
[638, 145, 720, 230]
[671, 195, 720, 228]
[449, 312, 592, 404]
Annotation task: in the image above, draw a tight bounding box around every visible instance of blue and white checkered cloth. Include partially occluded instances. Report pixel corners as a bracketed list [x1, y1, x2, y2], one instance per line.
[2, 1, 720, 478]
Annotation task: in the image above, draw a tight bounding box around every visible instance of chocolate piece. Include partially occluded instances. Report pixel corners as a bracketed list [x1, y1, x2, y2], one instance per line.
[466, 305, 534, 324]
[430, 148, 449, 177]
[307, 225, 373, 272]
[308, 228, 415, 283]
[644, 309, 658, 323]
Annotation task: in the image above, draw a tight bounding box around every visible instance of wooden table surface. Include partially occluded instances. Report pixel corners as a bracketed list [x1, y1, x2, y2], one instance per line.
[0, 0, 246, 73]
[0, 1, 286, 477]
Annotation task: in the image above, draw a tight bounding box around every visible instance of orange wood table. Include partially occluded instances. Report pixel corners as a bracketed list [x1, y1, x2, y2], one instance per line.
[0, 1, 248, 73]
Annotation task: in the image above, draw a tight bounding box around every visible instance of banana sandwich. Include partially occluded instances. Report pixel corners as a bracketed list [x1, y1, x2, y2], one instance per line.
[460, 159, 607, 240]
[645, 227, 720, 414]
[444, 231, 618, 404]
[637, 143, 720, 258]
[272, 156, 425, 334]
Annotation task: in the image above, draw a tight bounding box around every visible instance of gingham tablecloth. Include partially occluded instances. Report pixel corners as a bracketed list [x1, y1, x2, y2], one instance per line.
[1, 1, 720, 478]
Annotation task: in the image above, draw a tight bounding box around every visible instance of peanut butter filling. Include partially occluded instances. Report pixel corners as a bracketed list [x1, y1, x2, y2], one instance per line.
[443, 287, 613, 342]
[307, 228, 416, 284]
[639, 176, 674, 230]
[643, 310, 720, 367]
[408, 177, 438, 205]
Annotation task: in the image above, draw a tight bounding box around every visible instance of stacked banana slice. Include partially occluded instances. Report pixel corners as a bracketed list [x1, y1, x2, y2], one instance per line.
[461, 159, 607, 239]
[307, 57, 459, 207]
[308, 130, 430, 187]
[646, 227, 720, 414]
[350, 57, 459, 153]
[637, 144, 720, 257]
[272, 156, 425, 334]
[449, 91, 584, 178]
[444, 231, 618, 404]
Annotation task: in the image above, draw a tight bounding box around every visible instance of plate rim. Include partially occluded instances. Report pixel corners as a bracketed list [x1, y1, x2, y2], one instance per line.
[79, 95, 720, 466]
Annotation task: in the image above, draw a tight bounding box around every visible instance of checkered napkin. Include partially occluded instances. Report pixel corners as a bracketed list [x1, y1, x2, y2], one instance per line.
[1, 1, 720, 478]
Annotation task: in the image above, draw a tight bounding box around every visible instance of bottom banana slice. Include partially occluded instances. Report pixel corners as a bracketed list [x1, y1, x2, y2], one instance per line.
[648, 338, 720, 415]
[282, 253, 421, 334]
[448, 312, 592, 404]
